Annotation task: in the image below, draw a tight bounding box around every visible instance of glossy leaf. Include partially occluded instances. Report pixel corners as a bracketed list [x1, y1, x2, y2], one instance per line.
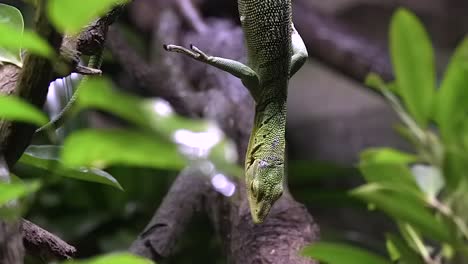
[48, 0, 129, 34]
[436, 38, 468, 142]
[61, 129, 186, 170]
[20, 145, 123, 190]
[0, 95, 48, 125]
[0, 180, 41, 207]
[302, 242, 391, 264]
[0, 3, 23, 66]
[351, 183, 453, 242]
[62, 252, 154, 264]
[390, 8, 435, 127]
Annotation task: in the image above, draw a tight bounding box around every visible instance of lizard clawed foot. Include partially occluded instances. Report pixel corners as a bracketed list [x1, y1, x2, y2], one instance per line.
[163, 44, 209, 62]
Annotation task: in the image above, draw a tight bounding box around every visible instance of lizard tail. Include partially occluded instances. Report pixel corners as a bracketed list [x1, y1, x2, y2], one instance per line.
[35, 52, 104, 134]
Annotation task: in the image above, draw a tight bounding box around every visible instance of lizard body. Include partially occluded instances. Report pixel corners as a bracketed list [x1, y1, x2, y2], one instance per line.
[164, 0, 308, 223]
[35, 54, 103, 133]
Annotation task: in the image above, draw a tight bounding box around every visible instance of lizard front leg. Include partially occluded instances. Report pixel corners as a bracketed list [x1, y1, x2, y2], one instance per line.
[289, 24, 308, 78]
[163, 44, 259, 89]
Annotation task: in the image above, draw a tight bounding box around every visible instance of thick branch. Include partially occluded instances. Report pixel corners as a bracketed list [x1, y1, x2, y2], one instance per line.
[21, 219, 76, 261]
[130, 166, 212, 260]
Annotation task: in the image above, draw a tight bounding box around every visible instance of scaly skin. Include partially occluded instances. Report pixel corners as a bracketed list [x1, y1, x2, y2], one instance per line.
[164, 0, 308, 223]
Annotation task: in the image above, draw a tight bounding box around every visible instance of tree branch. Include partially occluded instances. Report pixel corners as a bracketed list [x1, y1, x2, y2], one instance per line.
[130, 166, 212, 260]
[21, 219, 76, 261]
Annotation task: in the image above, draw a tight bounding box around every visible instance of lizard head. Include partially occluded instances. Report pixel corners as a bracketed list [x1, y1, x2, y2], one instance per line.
[246, 159, 284, 224]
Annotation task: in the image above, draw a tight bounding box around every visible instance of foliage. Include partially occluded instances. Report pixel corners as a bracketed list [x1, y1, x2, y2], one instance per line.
[3, 1, 468, 264]
[304, 8, 468, 264]
[0, 95, 49, 125]
[0, 1, 238, 263]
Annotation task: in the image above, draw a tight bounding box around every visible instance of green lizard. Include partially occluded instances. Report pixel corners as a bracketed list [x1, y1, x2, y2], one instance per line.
[35, 54, 103, 134]
[164, 0, 308, 223]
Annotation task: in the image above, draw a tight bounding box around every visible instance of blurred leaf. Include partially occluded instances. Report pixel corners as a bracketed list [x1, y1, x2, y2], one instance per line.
[76, 77, 208, 134]
[0, 180, 40, 207]
[436, 38, 468, 142]
[411, 164, 444, 199]
[47, 0, 128, 34]
[359, 163, 422, 197]
[20, 145, 123, 190]
[0, 4, 23, 66]
[302, 242, 391, 264]
[0, 24, 53, 60]
[61, 129, 186, 170]
[386, 233, 424, 264]
[365, 73, 398, 94]
[390, 8, 435, 127]
[360, 148, 417, 164]
[62, 252, 154, 264]
[365, 73, 386, 91]
[351, 183, 453, 242]
[0, 95, 48, 125]
[75, 77, 240, 175]
[359, 148, 420, 192]
[442, 150, 468, 191]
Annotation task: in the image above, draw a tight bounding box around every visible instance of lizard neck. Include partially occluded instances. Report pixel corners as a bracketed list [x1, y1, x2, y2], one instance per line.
[245, 91, 287, 170]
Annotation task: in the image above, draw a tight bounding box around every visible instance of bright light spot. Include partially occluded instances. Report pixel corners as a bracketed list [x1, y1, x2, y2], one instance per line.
[173, 124, 223, 158]
[224, 141, 238, 163]
[151, 99, 173, 117]
[70, 73, 80, 80]
[46, 79, 60, 112]
[211, 173, 236, 197]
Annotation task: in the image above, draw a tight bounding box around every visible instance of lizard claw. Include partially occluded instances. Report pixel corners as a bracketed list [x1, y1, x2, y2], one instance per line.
[189, 44, 208, 60]
[163, 43, 209, 62]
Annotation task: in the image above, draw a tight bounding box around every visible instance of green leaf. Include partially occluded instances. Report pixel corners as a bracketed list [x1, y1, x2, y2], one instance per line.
[62, 252, 154, 264]
[61, 129, 186, 170]
[302, 242, 392, 264]
[360, 148, 417, 164]
[0, 180, 41, 207]
[0, 24, 53, 60]
[385, 233, 424, 264]
[359, 162, 422, 196]
[0, 4, 23, 66]
[47, 0, 128, 34]
[76, 77, 209, 134]
[74, 78, 240, 175]
[0, 95, 48, 125]
[359, 148, 421, 192]
[351, 183, 453, 242]
[390, 8, 435, 127]
[436, 38, 468, 142]
[365, 73, 399, 94]
[20, 145, 123, 190]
